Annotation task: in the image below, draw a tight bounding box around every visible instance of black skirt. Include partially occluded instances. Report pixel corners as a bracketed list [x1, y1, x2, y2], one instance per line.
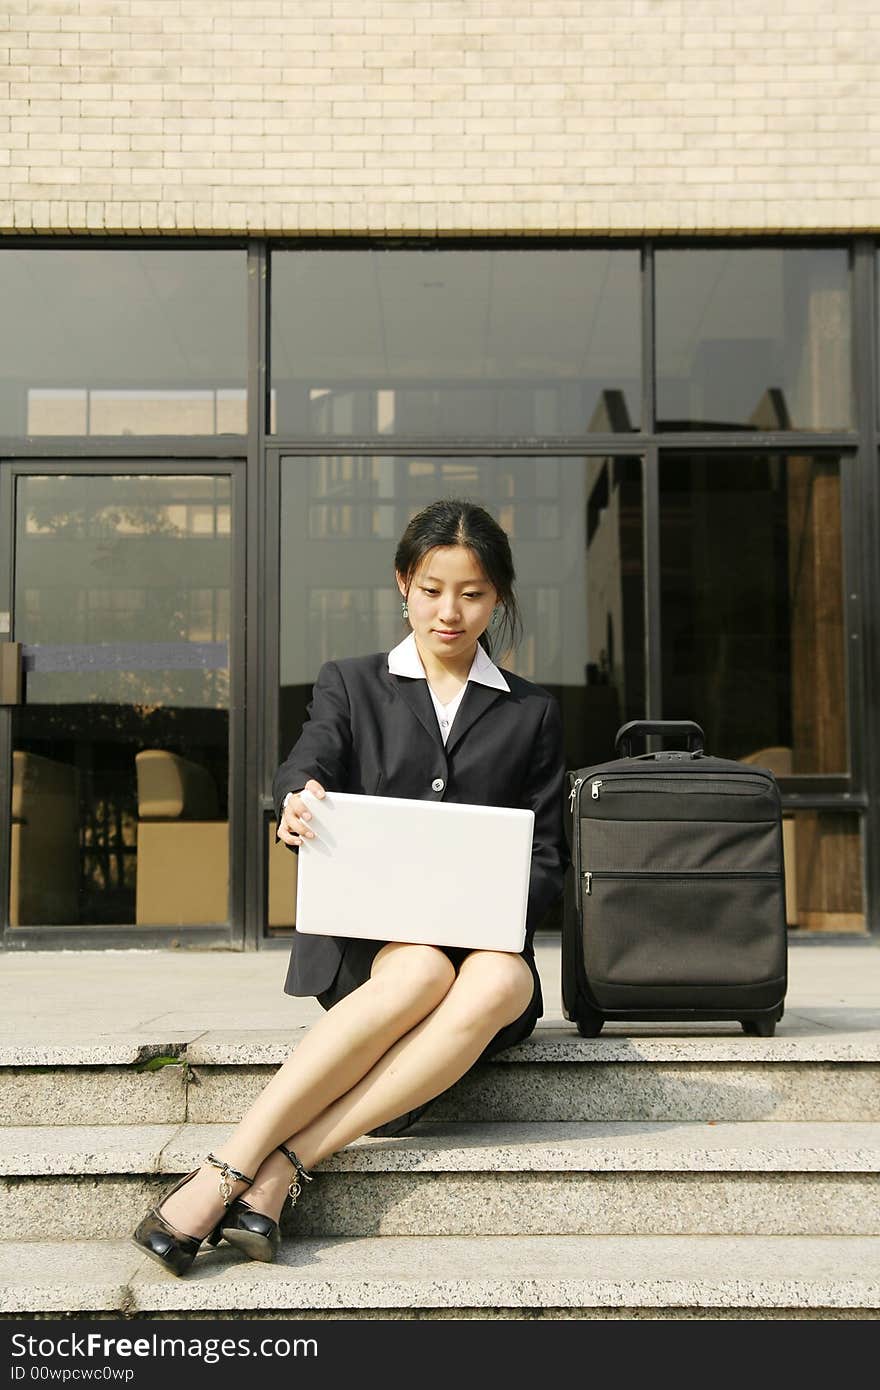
[315, 936, 543, 1136]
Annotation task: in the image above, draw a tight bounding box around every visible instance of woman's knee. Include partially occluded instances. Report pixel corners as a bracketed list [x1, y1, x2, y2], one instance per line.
[457, 952, 535, 1026]
[370, 942, 457, 1009]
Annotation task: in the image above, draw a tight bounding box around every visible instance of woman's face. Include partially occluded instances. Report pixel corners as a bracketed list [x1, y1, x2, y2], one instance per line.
[398, 546, 499, 659]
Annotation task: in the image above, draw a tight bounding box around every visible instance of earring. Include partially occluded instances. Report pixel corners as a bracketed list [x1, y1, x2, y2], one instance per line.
[401, 599, 409, 620]
[490, 607, 500, 630]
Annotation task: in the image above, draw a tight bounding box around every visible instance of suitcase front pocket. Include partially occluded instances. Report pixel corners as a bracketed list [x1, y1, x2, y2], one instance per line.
[588, 775, 769, 800]
[584, 818, 782, 874]
[579, 773, 779, 824]
[582, 870, 786, 988]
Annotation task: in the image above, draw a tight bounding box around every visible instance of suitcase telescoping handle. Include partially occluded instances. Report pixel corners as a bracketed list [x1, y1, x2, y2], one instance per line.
[614, 720, 705, 759]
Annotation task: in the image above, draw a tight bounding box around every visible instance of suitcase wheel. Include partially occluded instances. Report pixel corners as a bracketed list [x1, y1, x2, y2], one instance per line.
[741, 1016, 777, 1038]
[576, 1007, 604, 1038]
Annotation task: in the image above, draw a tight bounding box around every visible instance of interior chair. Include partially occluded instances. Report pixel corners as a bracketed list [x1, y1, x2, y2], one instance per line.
[267, 820, 298, 929]
[135, 749, 228, 925]
[10, 750, 80, 926]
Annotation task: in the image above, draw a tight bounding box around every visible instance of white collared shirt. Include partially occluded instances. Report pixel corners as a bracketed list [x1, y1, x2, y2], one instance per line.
[387, 631, 509, 745]
[282, 636, 510, 809]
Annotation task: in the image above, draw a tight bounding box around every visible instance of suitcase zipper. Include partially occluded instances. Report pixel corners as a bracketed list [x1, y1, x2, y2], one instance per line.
[588, 774, 770, 801]
[583, 869, 781, 894]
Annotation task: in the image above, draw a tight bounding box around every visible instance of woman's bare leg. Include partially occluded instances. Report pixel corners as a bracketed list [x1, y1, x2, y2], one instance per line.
[158, 943, 456, 1236]
[243, 950, 535, 1222]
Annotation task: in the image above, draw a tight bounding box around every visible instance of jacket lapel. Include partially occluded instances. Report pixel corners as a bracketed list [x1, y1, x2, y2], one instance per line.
[445, 681, 506, 755]
[389, 674, 444, 747]
[387, 668, 508, 754]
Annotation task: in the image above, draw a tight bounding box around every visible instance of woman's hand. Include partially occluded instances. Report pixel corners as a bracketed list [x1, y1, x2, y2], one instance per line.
[277, 779, 326, 846]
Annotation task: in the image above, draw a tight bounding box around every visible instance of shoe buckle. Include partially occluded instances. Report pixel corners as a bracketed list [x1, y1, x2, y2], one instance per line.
[277, 1144, 312, 1205]
[206, 1151, 253, 1207]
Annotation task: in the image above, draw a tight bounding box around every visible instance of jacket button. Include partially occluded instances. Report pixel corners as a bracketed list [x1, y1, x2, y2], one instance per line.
[431, 777, 445, 792]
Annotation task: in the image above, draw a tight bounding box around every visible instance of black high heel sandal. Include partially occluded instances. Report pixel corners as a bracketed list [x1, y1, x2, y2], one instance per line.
[132, 1152, 256, 1278]
[220, 1144, 313, 1263]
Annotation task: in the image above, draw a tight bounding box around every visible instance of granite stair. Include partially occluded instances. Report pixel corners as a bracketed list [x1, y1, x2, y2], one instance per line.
[1, 1021, 878, 1318]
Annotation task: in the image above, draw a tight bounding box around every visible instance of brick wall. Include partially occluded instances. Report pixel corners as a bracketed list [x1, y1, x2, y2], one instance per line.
[2, 0, 879, 236]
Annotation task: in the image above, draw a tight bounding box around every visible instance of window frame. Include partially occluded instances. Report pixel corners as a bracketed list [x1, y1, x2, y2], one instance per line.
[0, 234, 875, 941]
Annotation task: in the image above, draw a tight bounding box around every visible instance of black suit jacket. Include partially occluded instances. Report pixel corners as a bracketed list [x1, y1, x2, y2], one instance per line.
[273, 652, 569, 999]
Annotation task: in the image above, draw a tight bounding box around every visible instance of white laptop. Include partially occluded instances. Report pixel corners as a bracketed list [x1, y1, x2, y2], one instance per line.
[294, 790, 534, 953]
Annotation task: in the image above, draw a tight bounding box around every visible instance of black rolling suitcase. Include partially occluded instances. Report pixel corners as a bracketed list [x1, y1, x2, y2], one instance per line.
[562, 720, 788, 1038]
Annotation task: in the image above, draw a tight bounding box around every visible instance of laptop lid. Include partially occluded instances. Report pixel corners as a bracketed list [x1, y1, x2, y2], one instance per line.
[294, 790, 534, 953]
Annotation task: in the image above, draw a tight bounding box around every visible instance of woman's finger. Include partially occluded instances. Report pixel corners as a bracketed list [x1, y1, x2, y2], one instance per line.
[278, 811, 310, 844]
[286, 805, 316, 840]
[278, 782, 325, 844]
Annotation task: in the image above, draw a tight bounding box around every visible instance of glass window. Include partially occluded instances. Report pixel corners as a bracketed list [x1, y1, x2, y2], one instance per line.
[270, 249, 641, 438]
[276, 452, 644, 781]
[659, 453, 848, 773]
[10, 474, 233, 928]
[271, 451, 645, 931]
[656, 248, 852, 431]
[0, 250, 247, 436]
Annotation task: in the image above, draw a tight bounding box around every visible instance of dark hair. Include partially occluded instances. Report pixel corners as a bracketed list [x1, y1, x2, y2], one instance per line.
[394, 498, 522, 659]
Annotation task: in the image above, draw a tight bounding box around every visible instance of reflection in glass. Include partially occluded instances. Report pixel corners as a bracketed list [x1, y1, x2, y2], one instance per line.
[277, 455, 645, 816]
[659, 454, 848, 773]
[0, 250, 247, 436]
[270, 249, 641, 437]
[10, 474, 232, 927]
[17, 475, 231, 709]
[656, 248, 852, 431]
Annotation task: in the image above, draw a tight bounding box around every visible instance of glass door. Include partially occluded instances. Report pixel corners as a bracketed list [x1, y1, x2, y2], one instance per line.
[1, 467, 242, 938]
[265, 450, 646, 934]
[657, 451, 865, 932]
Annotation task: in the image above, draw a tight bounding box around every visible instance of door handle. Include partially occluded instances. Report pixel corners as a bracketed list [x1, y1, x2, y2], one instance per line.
[0, 642, 23, 705]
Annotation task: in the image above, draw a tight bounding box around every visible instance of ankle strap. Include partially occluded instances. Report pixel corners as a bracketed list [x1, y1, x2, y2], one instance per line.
[277, 1144, 313, 1183]
[206, 1152, 255, 1206]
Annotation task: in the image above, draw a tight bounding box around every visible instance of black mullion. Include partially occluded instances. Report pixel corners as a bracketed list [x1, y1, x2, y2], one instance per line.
[839, 470, 863, 787]
[264, 437, 646, 455]
[640, 242, 657, 726]
[265, 432, 856, 455]
[0, 462, 15, 938]
[642, 443, 662, 721]
[646, 432, 856, 451]
[833, 455, 862, 802]
[4, 235, 248, 252]
[0, 437, 244, 459]
[244, 240, 267, 950]
[259, 447, 283, 942]
[261, 452, 282, 806]
[0, 457, 240, 475]
[852, 238, 879, 933]
[642, 242, 655, 433]
[847, 242, 873, 799]
[226, 458, 248, 949]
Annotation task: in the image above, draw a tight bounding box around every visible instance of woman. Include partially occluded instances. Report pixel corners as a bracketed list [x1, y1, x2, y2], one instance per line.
[133, 498, 569, 1276]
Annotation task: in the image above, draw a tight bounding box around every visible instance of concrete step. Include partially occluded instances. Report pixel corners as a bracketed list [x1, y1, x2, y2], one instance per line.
[4, 1026, 880, 1126]
[3, 1121, 878, 1240]
[1, 1234, 878, 1318]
